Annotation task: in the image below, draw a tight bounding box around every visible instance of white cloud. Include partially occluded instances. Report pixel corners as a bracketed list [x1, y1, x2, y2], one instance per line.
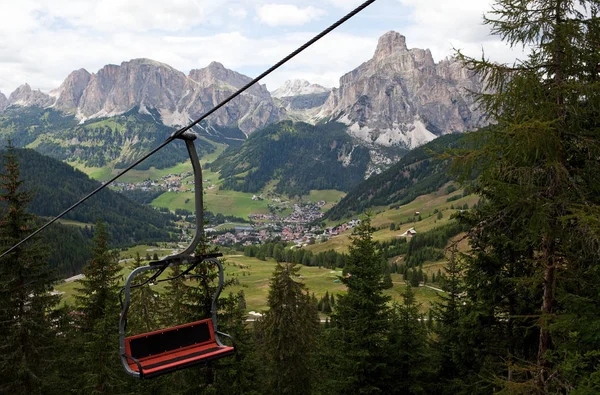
[257, 4, 326, 26]
[229, 5, 248, 20]
[0, 0, 526, 96]
[396, 0, 526, 64]
[30, 0, 233, 33]
[323, 0, 366, 11]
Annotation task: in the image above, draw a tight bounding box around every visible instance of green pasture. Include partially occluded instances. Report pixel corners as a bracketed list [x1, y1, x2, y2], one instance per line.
[302, 190, 346, 209]
[151, 188, 272, 218]
[57, 219, 94, 228]
[54, 255, 440, 314]
[68, 141, 226, 183]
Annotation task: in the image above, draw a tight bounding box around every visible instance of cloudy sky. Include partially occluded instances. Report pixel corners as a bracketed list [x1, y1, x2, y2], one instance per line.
[0, 0, 526, 96]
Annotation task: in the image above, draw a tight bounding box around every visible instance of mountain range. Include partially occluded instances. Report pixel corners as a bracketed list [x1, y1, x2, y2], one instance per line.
[4, 60, 278, 135]
[0, 32, 487, 177]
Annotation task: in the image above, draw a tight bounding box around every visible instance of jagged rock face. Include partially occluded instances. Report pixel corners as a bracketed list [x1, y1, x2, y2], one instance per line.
[50, 68, 92, 112]
[272, 79, 329, 98]
[7, 84, 54, 108]
[318, 31, 487, 149]
[189, 61, 271, 100]
[186, 62, 278, 134]
[273, 80, 331, 123]
[78, 59, 188, 119]
[0, 92, 6, 112]
[69, 59, 278, 134]
[3, 59, 278, 134]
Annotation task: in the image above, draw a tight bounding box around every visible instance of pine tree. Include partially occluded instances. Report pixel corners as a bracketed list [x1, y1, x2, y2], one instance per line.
[386, 286, 433, 394]
[0, 144, 61, 394]
[454, 0, 600, 391]
[322, 291, 332, 314]
[430, 247, 473, 392]
[323, 215, 391, 393]
[212, 290, 261, 395]
[75, 219, 125, 393]
[162, 264, 191, 325]
[127, 252, 163, 333]
[410, 268, 419, 287]
[255, 262, 319, 395]
[382, 266, 394, 289]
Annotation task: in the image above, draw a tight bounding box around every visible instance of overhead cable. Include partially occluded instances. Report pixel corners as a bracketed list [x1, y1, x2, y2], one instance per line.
[0, 0, 377, 259]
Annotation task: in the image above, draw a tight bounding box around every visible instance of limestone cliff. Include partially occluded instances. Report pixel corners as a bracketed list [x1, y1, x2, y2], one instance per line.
[317, 31, 487, 149]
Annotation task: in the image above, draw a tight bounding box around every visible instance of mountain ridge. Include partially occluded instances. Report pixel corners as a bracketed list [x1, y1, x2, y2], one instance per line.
[211, 121, 372, 196]
[3, 59, 279, 135]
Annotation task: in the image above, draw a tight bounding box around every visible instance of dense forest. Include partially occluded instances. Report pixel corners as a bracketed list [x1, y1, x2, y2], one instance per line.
[211, 121, 372, 196]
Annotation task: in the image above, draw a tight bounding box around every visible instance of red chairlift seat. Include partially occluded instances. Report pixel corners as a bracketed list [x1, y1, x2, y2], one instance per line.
[123, 319, 235, 379]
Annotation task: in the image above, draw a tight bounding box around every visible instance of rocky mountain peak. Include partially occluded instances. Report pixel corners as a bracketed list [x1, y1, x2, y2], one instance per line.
[374, 31, 408, 59]
[50, 68, 91, 112]
[188, 61, 271, 101]
[125, 58, 174, 68]
[190, 61, 245, 87]
[318, 31, 487, 149]
[272, 79, 330, 98]
[77, 59, 188, 119]
[8, 83, 54, 108]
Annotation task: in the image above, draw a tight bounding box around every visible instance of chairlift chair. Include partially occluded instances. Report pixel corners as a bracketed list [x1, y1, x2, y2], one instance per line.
[119, 131, 236, 379]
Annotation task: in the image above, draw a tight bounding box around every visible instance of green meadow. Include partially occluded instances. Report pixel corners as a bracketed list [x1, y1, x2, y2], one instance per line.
[54, 254, 440, 314]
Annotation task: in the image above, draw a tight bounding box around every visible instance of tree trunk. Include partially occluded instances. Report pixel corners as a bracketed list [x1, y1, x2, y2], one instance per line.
[537, 239, 557, 392]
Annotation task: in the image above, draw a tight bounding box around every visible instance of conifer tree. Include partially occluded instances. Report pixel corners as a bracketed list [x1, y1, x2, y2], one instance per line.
[162, 264, 191, 325]
[212, 290, 261, 395]
[323, 215, 391, 393]
[454, 0, 600, 391]
[0, 144, 61, 394]
[430, 247, 475, 392]
[75, 219, 125, 393]
[255, 262, 319, 395]
[386, 286, 433, 394]
[382, 265, 394, 289]
[127, 252, 163, 333]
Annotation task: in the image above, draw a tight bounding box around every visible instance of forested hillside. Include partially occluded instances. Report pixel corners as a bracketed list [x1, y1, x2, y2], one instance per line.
[325, 134, 464, 221]
[3, 148, 176, 246]
[37, 220, 92, 278]
[211, 121, 371, 196]
[0, 106, 238, 169]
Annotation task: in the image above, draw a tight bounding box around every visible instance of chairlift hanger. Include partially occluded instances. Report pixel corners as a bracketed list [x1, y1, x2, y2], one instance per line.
[119, 131, 236, 379]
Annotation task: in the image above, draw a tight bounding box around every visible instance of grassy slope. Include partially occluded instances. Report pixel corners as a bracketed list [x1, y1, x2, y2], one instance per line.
[70, 139, 227, 183]
[307, 183, 479, 254]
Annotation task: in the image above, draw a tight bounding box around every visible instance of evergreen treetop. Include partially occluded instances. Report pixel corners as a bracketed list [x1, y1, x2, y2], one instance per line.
[0, 143, 61, 394]
[453, 0, 600, 391]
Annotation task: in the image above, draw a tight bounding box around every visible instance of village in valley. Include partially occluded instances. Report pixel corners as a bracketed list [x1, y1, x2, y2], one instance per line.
[111, 170, 362, 247]
[112, 169, 422, 250]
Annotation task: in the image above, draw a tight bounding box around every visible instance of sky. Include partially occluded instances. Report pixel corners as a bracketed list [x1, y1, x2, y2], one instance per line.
[0, 0, 527, 96]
